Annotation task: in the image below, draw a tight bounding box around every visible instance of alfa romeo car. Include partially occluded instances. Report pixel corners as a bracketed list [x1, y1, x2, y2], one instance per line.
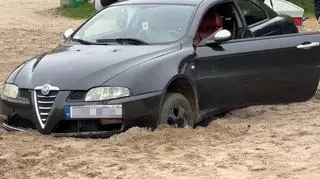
[1, 0, 319, 137]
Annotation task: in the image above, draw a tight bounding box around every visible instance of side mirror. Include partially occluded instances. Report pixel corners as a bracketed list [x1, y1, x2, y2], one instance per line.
[63, 28, 74, 39]
[213, 29, 232, 43]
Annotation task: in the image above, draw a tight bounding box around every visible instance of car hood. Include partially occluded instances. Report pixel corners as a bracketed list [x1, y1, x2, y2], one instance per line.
[14, 44, 180, 90]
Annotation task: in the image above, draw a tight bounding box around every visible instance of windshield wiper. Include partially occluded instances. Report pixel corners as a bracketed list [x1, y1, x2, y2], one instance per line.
[71, 38, 98, 45]
[96, 38, 149, 45]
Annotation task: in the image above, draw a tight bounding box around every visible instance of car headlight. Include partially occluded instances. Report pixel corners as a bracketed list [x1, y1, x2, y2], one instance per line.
[85, 87, 130, 101]
[1, 84, 19, 99]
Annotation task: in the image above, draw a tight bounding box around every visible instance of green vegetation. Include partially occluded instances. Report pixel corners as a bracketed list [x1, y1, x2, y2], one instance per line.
[59, 3, 95, 19]
[58, 0, 316, 19]
[287, 0, 315, 16]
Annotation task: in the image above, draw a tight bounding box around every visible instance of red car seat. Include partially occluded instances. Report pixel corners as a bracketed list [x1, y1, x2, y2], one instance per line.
[194, 12, 224, 45]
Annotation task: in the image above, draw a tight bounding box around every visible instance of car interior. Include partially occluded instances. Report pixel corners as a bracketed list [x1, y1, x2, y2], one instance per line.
[194, 3, 242, 46]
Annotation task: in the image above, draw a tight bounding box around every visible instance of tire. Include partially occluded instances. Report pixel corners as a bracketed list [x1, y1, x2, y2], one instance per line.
[159, 93, 195, 128]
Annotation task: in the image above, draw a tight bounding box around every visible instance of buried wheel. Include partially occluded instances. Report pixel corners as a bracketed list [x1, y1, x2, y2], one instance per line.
[159, 93, 194, 128]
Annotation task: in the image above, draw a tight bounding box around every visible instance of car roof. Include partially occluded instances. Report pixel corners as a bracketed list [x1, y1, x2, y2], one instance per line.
[115, 0, 205, 6]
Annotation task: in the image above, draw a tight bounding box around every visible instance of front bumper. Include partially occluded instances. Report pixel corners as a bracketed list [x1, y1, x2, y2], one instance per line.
[0, 91, 162, 137]
[1, 114, 27, 132]
[0, 111, 124, 138]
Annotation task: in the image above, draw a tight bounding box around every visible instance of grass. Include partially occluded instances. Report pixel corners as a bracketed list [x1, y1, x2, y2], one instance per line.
[287, 0, 315, 16]
[59, 1, 315, 19]
[59, 3, 96, 19]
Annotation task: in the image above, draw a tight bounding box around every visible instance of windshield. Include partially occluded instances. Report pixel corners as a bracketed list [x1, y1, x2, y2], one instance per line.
[72, 4, 195, 45]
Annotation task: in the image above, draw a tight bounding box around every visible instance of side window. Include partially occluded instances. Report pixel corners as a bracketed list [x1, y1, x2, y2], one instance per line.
[194, 2, 242, 45]
[237, 0, 268, 26]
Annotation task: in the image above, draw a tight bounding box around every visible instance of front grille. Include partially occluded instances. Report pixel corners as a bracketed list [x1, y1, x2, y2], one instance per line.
[68, 91, 86, 101]
[19, 89, 30, 98]
[53, 120, 123, 133]
[34, 90, 58, 126]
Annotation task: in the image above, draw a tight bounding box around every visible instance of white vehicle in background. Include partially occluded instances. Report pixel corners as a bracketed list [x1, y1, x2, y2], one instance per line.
[264, 0, 304, 26]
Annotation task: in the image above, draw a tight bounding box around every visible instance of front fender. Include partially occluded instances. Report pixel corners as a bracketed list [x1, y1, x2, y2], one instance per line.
[6, 57, 35, 84]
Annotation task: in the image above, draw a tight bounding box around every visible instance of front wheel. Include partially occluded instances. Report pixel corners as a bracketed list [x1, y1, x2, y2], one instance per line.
[159, 93, 194, 128]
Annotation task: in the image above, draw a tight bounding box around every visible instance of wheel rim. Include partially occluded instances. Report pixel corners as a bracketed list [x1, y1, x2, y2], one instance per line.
[168, 104, 188, 128]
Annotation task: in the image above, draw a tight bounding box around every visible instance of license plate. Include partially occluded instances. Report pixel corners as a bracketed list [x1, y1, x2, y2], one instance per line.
[65, 105, 122, 119]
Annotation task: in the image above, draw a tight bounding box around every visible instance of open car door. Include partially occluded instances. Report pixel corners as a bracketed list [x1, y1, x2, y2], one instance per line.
[195, 32, 320, 110]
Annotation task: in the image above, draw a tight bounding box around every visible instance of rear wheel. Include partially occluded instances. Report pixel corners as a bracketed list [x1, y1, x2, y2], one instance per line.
[159, 93, 194, 128]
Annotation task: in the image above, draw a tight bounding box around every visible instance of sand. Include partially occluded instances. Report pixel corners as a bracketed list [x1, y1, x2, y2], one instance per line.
[1, 0, 320, 178]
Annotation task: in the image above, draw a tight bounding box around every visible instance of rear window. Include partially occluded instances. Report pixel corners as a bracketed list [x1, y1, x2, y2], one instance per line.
[237, 0, 268, 26]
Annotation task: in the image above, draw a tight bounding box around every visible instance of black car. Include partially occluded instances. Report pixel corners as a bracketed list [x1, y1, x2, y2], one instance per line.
[1, 0, 319, 137]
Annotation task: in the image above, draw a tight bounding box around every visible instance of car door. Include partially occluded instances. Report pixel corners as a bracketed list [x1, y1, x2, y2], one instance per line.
[195, 32, 320, 111]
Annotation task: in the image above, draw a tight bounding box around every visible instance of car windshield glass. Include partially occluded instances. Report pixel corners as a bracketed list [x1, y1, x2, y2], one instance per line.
[72, 4, 195, 45]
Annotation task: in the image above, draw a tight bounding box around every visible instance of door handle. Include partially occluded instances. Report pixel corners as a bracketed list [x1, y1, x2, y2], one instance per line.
[297, 42, 320, 49]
